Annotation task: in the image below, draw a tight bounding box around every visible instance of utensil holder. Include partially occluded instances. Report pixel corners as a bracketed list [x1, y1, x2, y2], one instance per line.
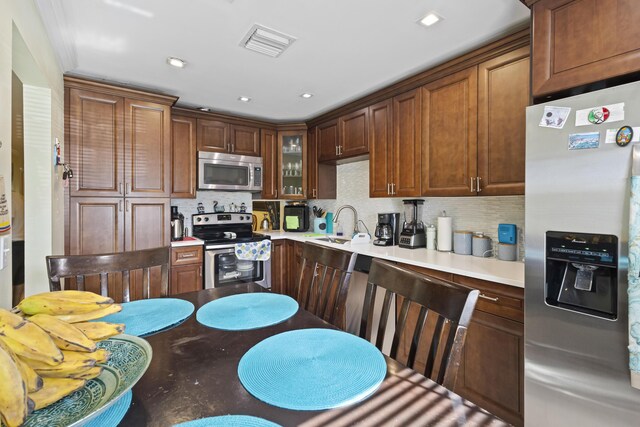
[313, 218, 327, 234]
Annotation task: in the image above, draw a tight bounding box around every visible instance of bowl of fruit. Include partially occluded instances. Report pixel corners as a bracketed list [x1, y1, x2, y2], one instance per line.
[0, 291, 152, 427]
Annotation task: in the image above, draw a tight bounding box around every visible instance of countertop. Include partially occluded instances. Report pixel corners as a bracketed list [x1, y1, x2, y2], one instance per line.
[264, 231, 524, 288]
[170, 236, 204, 247]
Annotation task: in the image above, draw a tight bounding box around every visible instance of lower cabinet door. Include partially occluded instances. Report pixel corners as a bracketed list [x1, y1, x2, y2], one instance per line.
[454, 310, 524, 426]
[170, 264, 203, 295]
[270, 240, 287, 295]
[125, 198, 171, 300]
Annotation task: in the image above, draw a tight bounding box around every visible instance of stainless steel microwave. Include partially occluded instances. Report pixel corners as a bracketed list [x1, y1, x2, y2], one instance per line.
[198, 152, 263, 192]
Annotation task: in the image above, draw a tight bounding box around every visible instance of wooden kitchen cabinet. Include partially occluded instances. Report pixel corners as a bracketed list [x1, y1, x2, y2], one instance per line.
[197, 119, 260, 156]
[171, 115, 197, 198]
[270, 240, 288, 295]
[531, 0, 640, 98]
[170, 245, 203, 295]
[477, 48, 529, 196]
[278, 130, 307, 199]
[124, 198, 171, 251]
[421, 67, 478, 196]
[68, 89, 124, 197]
[452, 274, 524, 426]
[317, 109, 369, 163]
[261, 128, 279, 199]
[197, 119, 229, 152]
[66, 78, 174, 199]
[369, 99, 394, 198]
[317, 119, 339, 162]
[392, 89, 422, 196]
[307, 127, 337, 200]
[338, 107, 369, 158]
[68, 197, 125, 255]
[125, 99, 171, 197]
[230, 124, 260, 156]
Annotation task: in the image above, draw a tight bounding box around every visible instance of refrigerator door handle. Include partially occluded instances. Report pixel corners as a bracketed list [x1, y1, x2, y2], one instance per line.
[629, 145, 640, 389]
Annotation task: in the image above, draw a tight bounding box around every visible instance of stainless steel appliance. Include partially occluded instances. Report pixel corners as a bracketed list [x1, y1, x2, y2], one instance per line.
[526, 81, 640, 426]
[192, 212, 270, 289]
[373, 213, 400, 246]
[197, 152, 263, 192]
[399, 199, 425, 249]
[170, 206, 184, 241]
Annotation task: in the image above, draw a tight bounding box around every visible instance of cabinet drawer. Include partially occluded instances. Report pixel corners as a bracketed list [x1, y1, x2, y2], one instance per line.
[453, 274, 523, 323]
[171, 246, 203, 266]
[396, 263, 453, 281]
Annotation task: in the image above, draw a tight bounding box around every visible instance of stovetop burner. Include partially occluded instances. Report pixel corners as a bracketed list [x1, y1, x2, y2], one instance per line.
[192, 212, 270, 246]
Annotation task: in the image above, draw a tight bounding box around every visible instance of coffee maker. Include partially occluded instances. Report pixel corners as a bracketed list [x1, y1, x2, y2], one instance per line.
[373, 213, 400, 246]
[399, 199, 426, 249]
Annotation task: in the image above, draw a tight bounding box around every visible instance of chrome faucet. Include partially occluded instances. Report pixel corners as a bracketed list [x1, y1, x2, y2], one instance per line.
[333, 205, 360, 236]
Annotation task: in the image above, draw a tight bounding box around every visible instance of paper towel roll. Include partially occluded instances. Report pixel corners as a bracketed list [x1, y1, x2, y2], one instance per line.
[437, 216, 453, 252]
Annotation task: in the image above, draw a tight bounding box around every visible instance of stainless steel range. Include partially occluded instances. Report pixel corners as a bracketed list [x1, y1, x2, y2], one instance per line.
[192, 212, 271, 289]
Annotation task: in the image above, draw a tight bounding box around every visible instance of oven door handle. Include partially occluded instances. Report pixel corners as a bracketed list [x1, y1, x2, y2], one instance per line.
[205, 244, 237, 250]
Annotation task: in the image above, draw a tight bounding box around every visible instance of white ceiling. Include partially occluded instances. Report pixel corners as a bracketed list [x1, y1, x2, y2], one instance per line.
[36, 0, 530, 121]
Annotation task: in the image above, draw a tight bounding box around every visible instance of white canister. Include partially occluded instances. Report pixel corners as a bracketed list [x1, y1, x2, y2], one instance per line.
[472, 234, 492, 257]
[497, 243, 518, 261]
[426, 225, 437, 250]
[453, 231, 473, 255]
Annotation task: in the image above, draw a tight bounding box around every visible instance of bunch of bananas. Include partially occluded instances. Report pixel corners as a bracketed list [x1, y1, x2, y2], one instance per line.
[0, 291, 125, 427]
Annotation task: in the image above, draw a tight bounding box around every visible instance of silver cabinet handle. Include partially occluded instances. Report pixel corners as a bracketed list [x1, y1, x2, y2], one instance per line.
[387, 183, 390, 195]
[232, 143, 235, 152]
[477, 176, 482, 192]
[335, 145, 339, 156]
[339, 145, 343, 156]
[391, 183, 396, 195]
[470, 177, 476, 192]
[126, 183, 130, 194]
[125, 200, 130, 212]
[119, 200, 123, 212]
[119, 183, 123, 195]
[275, 189, 278, 199]
[479, 293, 499, 302]
[312, 188, 317, 198]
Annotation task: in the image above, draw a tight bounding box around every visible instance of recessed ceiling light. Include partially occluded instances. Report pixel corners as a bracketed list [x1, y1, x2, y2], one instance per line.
[238, 96, 251, 102]
[198, 107, 211, 112]
[300, 93, 313, 99]
[167, 57, 186, 68]
[419, 12, 442, 27]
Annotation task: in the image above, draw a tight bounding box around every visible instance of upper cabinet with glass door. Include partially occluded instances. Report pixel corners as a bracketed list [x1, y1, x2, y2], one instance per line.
[278, 130, 306, 200]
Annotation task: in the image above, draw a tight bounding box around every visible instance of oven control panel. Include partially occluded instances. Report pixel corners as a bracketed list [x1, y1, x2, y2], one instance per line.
[193, 213, 252, 225]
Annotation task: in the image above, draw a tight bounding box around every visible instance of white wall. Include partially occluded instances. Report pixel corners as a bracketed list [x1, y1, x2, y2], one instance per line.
[0, 0, 64, 307]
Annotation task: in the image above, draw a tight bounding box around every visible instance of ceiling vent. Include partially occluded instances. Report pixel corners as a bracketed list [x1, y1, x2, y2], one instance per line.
[240, 24, 296, 58]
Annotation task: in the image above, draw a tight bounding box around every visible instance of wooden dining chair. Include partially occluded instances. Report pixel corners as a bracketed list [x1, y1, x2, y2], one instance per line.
[294, 243, 357, 330]
[360, 259, 479, 390]
[46, 247, 170, 302]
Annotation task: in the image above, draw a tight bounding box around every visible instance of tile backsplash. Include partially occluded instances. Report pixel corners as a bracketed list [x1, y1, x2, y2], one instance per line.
[171, 161, 525, 258]
[308, 160, 525, 259]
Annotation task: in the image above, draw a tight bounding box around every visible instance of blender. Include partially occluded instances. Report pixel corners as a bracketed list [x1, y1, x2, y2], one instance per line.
[399, 199, 426, 249]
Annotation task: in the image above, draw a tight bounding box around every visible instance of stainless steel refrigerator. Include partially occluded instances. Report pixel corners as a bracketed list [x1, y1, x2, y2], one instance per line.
[525, 81, 640, 426]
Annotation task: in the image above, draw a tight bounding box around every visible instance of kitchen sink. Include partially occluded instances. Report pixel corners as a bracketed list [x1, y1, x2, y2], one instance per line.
[314, 237, 350, 244]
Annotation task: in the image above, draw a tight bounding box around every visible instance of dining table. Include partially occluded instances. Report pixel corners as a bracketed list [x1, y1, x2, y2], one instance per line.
[120, 283, 508, 426]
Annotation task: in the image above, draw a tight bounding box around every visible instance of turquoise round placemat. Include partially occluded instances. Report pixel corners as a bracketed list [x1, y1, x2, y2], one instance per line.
[174, 415, 281, 427]
[196, 293, 298, 330]
[84, 390, 132, 427]
[101, 298, 194, 336]
[238, 328, 387, 410]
